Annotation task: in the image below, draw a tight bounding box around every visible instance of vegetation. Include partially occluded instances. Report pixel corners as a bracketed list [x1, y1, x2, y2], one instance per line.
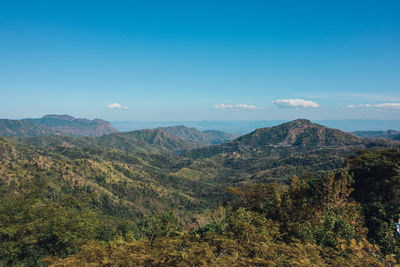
[0, 119, 399, 265]
[349, 149, 400, 255]
[0, 119, 60, 137]
[24, 114, 117, 137]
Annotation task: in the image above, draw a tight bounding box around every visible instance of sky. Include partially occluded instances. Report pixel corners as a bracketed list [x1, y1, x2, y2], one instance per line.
[1, 0, 399, 121]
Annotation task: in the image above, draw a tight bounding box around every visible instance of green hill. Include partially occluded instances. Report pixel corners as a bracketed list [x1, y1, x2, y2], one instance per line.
[235, 119, 363, 147]
[159, 125, 238, 145]
[14, 126, 237, 155]
[0, 136, 223, 219]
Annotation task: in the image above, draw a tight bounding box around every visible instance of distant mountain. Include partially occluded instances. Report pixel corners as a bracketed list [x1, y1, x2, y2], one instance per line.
[352, 129, 400, 140]
[15, 128, 202, 154]
[0, 119, 59, 137]
[158, 125, 238, 145]
[12, 119, 399, 184]
[182, 119, 398, 182]
[23, 114, 117, 137]
[95, 128, 196, 154]
[235, 119, 364, 148]
[111, 120, 400, 134]
[16, 125, 237, 154]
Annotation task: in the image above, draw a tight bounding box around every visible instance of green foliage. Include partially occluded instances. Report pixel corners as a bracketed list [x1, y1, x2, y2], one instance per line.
[349, 149, 400, 255]
[0, 123, 399, 265]
[138, 210, 182, 243]
[0, 191, 104, 266]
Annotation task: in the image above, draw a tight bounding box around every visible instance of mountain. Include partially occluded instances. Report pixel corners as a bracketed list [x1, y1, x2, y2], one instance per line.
[12, 119, 374, 220]
[352, 129, 400, 140]
[12, 119, 399, 184]
[14, 128, 202, 154]
[15, 125, 237, 155]
[181, 119, 398, 182]
[158, 125, 238, 145]
[184, 119, 368, 158]
[95, 128, 198, 154]
[0, 119, 60, 137]
[23, 114, 117, 136]
[235, 119, 364, 147]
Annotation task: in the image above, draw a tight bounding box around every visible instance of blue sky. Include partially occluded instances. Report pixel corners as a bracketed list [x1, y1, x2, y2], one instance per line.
[1, 0, 399, 121]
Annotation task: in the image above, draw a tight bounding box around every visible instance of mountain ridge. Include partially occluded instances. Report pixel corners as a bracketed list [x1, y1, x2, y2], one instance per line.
[235, 119, 363, 147]
[23, 114, 117, 136]
[181, 119, 399, 182]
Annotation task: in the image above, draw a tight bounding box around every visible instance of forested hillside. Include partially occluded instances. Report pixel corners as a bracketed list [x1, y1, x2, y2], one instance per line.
[12, 124, 238, 154]
[1, 146, 400, 265]
[1, 119, 400, 266]
[159, 125, 238, 145]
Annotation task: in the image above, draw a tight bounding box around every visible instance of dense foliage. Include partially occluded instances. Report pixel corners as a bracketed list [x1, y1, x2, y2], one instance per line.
[0, 149, 399, 265]
[0, 119, 399, 265]
[349, 149, 400, 255]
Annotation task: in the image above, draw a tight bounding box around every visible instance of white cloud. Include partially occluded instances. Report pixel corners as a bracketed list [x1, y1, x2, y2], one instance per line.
[214, 104, 257, 111]
[348, 103, 400, 110]
[106, 103, 129, 110]
[273, 98, 320, 108]
[374, 103, 400, 109]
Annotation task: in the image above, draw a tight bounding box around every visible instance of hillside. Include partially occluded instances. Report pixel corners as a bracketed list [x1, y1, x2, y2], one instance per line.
[0, 119, 59, 137]
[2, 141, 399, 265]
[14, 130, 193, 154]
[23, 114, 117, 136]
[0, 136, 223, 219]
[15, 126, 237, 155]
[96, 128, 199, 153]
[2, 120, 400, 265]
[159, 125, 238, 145]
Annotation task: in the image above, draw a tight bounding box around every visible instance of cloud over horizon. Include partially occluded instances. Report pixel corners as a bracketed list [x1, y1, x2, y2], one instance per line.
[106, 103, 129, 110]
[348, 103, 400, 110]
[214, 104, 257, 111]
[273, 99, 320, 108]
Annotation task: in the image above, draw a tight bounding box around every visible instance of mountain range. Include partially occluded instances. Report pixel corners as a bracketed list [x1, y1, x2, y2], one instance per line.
[1, 115, 400, 265]
[1, 116, 399, 218]
[181, 119, 399, 182]
[0, 114, 117, 137]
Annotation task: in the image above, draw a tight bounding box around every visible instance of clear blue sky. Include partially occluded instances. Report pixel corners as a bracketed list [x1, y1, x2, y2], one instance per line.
[1, 0, 399, 121]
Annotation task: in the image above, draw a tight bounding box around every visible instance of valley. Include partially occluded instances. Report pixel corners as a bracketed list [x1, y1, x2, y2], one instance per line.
[0, 116, 399, 265]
